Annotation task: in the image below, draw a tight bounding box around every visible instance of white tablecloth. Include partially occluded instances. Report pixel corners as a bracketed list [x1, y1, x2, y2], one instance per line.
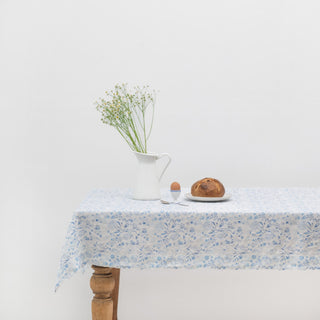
[56, 188, 320, 290]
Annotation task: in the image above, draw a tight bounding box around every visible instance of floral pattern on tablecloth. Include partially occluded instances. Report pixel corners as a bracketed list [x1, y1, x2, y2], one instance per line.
[56, 188, 320, 290]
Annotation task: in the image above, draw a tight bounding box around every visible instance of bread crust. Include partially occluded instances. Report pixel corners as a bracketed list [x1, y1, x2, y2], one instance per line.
[191, 178, 225, 197]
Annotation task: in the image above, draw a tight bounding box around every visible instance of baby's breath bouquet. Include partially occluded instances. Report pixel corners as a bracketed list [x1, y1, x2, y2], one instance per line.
[96, 83, 156, 153]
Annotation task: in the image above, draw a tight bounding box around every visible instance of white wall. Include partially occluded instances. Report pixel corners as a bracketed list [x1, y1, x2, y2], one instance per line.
[1, 0, 320, 319]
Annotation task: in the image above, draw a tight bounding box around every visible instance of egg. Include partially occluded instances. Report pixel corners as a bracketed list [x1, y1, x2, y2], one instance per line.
[170, 182, 181, 191]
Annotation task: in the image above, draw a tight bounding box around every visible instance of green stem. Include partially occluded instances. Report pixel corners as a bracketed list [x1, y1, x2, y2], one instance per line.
[147, 100, 155, 140]
[142, 111, 147, 152]
[124, 113, 144, 152]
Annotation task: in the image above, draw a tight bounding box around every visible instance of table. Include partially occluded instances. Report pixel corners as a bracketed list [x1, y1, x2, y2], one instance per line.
[56, 188, 320, 320]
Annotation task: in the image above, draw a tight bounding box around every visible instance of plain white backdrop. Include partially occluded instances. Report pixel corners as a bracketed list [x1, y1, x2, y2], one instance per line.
[1, 0, 320, 319]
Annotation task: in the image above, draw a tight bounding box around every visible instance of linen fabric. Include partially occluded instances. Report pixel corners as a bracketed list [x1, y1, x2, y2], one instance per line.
[56, 188, 320, 290]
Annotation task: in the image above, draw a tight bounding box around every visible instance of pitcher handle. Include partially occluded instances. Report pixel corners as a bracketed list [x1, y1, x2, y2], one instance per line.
[157, 153, 171, 181]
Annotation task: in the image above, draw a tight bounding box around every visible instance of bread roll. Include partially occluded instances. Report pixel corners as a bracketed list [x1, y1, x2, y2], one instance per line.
[191, 178, 225, 197]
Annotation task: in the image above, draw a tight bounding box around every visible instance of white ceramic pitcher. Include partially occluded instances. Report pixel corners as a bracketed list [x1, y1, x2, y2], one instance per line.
[133, 151, 171, 200]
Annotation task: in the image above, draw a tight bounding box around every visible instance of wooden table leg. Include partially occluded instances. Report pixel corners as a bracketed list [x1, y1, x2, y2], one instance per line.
[111, 268, 120, 320]
[90, 266, 120, 320]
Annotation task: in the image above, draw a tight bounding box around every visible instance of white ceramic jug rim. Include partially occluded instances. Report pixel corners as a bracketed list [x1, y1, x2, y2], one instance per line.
[133, 151, 159, 158]
[133, 151, 157, 155]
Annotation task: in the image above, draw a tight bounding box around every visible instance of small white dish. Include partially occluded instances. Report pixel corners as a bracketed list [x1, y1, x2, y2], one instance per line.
[185, 193, 231, 202]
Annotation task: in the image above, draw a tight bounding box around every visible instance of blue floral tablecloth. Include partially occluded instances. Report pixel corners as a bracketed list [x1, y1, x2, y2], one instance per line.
[56, 188, 320, 290]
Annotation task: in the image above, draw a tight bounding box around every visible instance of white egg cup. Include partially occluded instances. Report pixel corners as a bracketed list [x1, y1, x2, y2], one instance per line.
[170, 190, 181, 202]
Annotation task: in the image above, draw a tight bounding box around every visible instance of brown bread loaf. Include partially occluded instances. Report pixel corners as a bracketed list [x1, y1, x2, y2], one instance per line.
[191, 178, 225, 197]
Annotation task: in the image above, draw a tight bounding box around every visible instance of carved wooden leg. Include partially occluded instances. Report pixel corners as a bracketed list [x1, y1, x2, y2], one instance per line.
[111, 268, 120, 320]
[90, 266, 115, 320]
